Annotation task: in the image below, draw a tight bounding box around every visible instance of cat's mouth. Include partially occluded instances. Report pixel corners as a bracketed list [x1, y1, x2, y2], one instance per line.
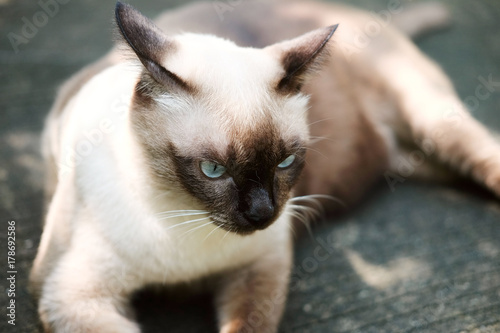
[210, 213, 277, 235]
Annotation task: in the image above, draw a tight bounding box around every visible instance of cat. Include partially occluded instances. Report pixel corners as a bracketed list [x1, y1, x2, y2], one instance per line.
[30, 1, 500, 332]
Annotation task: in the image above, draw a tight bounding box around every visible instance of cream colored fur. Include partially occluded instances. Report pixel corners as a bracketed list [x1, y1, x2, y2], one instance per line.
[32, 1, 500, 332]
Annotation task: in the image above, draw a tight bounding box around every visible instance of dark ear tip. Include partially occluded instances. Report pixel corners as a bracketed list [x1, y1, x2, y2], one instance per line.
[115, 2, 134, 21]
[326, 24, 339, 40]
[115, 2, 138, 35]
[115, 1, 124, 13]
[115, 2, 125, 22]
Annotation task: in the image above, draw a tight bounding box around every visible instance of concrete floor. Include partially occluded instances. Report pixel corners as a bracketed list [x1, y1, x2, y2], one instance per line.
[1, 0, 499, 332]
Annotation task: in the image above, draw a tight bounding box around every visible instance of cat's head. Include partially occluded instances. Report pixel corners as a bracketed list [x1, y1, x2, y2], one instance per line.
[115, 2, 336, 235]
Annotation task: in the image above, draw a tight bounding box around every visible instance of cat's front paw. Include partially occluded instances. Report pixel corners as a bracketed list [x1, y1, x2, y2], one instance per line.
[220, 320, 277, 333]
[484, 172, 500, 198]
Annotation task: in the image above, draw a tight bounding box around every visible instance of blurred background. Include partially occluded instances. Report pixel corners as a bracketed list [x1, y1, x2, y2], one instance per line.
[1, 0, 500, 332]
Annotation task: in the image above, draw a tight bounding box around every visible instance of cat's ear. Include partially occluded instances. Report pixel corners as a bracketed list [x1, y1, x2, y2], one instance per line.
[115, 2, 190, 91]
[267, 25, 338, 94]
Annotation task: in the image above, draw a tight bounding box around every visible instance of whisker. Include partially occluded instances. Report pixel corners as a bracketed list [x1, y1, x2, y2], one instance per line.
[157, 212, 209, 220]
[222, 229, 231, 240]
[287, 222, 297, 238]
[291, 194, 346, 208]
[220, 224, 236, 243]
[289, 199, 325, 217]
[286, 209, 314, 239]
[293, 199, 324, 211]
[286, 194, 348, 239]
[180, 220, 214, 238]
[151, 191, 171, 201]
[293, 204, 322, 223]
[308, 136, 339, 145]
[156, 209, 208, 216]
[288, 204, 322, 221]
[288, 201, 322, 211]
[305, 147, 330, 160]
[164, 216, 211, 231]
[307, 117, 336, 127]
[203, 224, 224, 243]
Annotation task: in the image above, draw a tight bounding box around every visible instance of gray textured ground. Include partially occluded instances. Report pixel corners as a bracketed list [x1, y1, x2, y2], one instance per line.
[1, 0, 499, 332]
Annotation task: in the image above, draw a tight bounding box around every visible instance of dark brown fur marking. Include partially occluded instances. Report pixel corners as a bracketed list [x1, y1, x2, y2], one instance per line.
[168, 123, 306, 234]
[277, 25, 338, 93]
[116, 2, 195, 94]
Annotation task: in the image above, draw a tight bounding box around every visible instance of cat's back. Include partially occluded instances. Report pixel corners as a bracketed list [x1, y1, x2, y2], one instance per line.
[153, 0, 397, 49]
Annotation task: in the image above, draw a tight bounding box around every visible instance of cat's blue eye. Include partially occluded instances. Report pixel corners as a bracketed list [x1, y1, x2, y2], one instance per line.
[200, 161, 226, 178]
[277, 155, 296, 169]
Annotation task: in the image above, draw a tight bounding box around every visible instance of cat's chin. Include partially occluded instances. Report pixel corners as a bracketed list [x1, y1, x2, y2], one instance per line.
[214, 217, 277, 236]
[227, 227, 268, 236]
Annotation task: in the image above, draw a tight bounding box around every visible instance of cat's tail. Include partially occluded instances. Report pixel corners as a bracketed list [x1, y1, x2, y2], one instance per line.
[391, 2, 451, 38]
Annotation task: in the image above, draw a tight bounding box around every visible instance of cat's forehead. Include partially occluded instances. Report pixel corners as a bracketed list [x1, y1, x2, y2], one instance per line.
[165, 92, 310, 161]
[162, 34, 282, 99]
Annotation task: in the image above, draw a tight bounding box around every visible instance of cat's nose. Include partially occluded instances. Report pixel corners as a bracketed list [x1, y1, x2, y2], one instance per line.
[244, 188, 275, 227]
[244, 203, 275, 227]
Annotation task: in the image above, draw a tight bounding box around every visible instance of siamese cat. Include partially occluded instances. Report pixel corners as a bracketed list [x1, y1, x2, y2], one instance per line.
[31, 1, 500, 332]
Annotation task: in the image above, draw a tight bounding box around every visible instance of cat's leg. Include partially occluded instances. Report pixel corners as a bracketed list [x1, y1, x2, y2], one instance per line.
[215, 246, 292, 333]
[37, 238, 140, 332]
[384, 52, 500, 196]
[387, 145, 460, 185]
